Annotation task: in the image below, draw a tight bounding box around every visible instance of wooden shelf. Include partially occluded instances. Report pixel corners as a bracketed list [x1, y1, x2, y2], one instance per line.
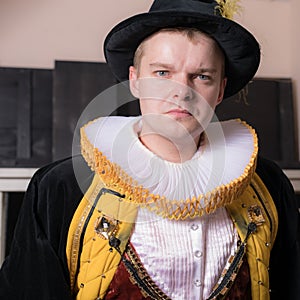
[0, 168, 37, 192]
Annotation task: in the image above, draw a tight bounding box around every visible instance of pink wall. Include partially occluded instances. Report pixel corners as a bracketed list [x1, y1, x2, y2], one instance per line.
[0, 0, 299, 156]
[0, 0, 153, 68]
[0, 0, 292, 76]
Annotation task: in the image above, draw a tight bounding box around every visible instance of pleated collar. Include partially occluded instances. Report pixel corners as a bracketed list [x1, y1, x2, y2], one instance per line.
[80, 116, 258, 219]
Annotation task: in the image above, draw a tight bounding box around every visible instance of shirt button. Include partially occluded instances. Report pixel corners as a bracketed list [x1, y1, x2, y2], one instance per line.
[194, 279, 202, 287]
[191, 224, 199, 231]
[195, 250, 203, 258]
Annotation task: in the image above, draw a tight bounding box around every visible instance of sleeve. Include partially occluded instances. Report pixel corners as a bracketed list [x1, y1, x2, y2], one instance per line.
[256, 157, 300, 300]
[0, 158, 85, 300]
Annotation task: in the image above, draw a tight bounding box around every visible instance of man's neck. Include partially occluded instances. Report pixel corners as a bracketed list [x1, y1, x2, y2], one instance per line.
[138, 132, 203, 163]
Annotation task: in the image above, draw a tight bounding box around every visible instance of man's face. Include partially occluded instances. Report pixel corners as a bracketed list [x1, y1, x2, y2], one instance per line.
[129, 30, 227, 143]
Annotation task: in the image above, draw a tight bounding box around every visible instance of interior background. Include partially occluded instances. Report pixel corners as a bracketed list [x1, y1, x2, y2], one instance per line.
[0, 0, 299, 159]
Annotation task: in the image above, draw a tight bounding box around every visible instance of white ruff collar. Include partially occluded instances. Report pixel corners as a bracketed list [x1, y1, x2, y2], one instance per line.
[81, 116, 258, 219]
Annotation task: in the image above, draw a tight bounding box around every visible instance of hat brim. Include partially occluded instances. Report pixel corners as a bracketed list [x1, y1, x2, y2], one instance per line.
[104, 11, 260, 98]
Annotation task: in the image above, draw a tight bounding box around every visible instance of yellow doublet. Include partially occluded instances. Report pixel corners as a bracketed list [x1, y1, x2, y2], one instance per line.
[67, 172, 278, 300]
[66, 173, 138, 299]
[227, 173, 278, 300]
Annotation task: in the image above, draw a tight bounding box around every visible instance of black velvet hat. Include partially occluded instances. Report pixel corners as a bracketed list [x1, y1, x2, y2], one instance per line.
[104, 0, 260, 98]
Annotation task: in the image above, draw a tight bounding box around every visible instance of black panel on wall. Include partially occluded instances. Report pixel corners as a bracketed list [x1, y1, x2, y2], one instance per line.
[0, 68, 53, 167]
[52, 61, 118, 161]
[0, 65, 298, 169]
[215, 78, 298, 168]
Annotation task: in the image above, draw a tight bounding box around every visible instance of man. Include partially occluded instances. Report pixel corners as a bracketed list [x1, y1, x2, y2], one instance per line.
[1, 0, 299, 299]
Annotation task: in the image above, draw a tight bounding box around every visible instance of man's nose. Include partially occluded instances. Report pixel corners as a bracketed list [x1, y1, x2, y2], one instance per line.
[171, 79, 193, 102]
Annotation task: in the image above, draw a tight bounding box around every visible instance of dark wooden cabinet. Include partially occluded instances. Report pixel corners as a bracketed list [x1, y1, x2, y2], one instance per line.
[0, 63, 299, 168]
[216, 78, 299, 168]
[0, 68, 52, 167]
[52, 61, 118, 161]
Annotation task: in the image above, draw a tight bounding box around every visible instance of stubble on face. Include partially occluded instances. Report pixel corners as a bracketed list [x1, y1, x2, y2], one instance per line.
[129, 29, 227, 162]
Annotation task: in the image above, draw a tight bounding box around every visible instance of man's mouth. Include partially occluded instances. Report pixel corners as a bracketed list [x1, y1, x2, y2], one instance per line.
[166, 108, 192, 118]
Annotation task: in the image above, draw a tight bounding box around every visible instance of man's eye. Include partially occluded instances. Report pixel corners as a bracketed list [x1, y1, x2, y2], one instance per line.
[198, 74, 209, 80]
[156, 71, 169, 77]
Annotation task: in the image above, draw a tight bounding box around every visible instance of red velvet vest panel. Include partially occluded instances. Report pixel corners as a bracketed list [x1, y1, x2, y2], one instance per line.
[104, 249, 251, 300]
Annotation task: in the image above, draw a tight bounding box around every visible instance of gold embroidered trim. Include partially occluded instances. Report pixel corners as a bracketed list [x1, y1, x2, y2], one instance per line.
[80, 119, 258, 220]
[226, 175, 278, 300]
[68, 179, 103, 292]
[124, 244, 172, 300]
[69, 202, 91, 292]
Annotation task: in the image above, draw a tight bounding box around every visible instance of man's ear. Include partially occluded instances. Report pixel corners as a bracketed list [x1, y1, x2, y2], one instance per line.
[129, 66, 139, 98]
[217, 77, 227, 105]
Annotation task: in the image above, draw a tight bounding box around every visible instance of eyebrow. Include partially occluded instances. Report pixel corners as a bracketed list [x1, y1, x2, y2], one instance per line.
[149, 62, 174, 69]
[194, 67, 217, 74]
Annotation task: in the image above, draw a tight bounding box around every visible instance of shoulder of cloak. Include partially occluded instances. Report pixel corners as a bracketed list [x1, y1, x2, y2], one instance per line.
[255, 155, 300, 298]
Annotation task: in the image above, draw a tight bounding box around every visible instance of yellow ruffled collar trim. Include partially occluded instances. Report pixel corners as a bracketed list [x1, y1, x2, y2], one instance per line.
[80, 117, 258, 220]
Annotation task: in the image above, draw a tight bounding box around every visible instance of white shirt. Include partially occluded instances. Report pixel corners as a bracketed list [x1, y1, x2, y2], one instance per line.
[83, 115, 257, 299]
